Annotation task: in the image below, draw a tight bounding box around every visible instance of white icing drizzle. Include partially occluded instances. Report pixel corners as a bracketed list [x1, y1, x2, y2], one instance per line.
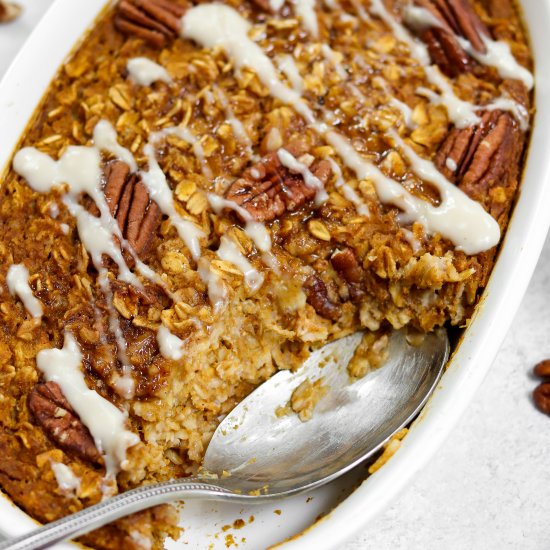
[208, 194, 272, 253]
[212, 86, 255, 157]
[277, 148, 329, 206]
[93, 120, 137, 172]
[483, 96, 529, 132]
[420, 66, 481, 128]
[269, 0, 285, 10]
[13, 145, 102, 195]
[157, 325, 184, 360]
[446, 157, 458, 172]
[66, 200, 139, 285]
[401, 228, 422, 254]
[369, 0, 431, 65]
[141, 139, 204, 260]
[198, 258, 227, 310]
[323, 0, 341, 11]
[320, 44, 348, 81]
[49, 202, 59, 218]
[389, 130, 500, 254]
[217, 236, 264, 291]
[290, 0, 319, 38]
[181, 3, 501, 255]
[6, 264, 43, 319]
[276, 54, 304, 93]
[372, 76, 417, 129]
[60, 223, 70, 235]
[402, 4, 443, 32]
[208, 194, 274, 286]
[459, 35, 533, 90]
[181, 5, 315, 126]
[369, 0, 529, 130]
[404, 5, 534, 90]
[36, 333, 140, 481]
[96, 269, 135, 400]
[50, 461, 81, 495]
[389, 97, 416, 129]
[12, 127, 178, 399]
[127, 57, 173, 87]
[130, 531, 153, 550]
[326, 158, 369, 216]
[152, 126, 212, 179]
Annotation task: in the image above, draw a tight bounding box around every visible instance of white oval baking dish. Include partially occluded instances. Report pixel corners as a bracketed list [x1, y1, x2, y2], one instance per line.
[0, 1, 549, 548]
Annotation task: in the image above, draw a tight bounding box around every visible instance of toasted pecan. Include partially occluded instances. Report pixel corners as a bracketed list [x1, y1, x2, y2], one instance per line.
[104, 161, 162, 257]
[28, 382, 102, 464]
[114, 0, 186, 47]
[0, 1, 21, 23]
[406, 0, 489, 76]
[434, 110, 520, 221]
[303, 274, 341, 320]
[225, 144, 332, 222]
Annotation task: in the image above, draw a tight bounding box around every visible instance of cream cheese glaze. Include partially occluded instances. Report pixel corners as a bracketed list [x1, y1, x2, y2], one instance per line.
[36, 333, 140, 484]
[368, 0, 531, 128]
[6, 264, 43, 319]
[126, 57, 172, 87]
[402, 3, 534, 90]
[181, 2, 501, 254]
[50, 461, 81, 496]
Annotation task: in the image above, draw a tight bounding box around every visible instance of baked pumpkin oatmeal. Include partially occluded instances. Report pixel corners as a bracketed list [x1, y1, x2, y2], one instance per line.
[0, 0, 533, 547]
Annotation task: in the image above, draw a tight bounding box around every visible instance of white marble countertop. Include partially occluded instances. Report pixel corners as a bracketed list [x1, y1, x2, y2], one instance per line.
[1, 2, 549, 548]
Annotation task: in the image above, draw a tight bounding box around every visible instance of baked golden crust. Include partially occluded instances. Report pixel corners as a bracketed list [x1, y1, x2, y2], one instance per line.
[0, 0, 532, 547]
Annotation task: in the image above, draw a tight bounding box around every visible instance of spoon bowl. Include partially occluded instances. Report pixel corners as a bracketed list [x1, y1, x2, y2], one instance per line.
[0, 329, 448, 550]
[204, 328, 449, 495]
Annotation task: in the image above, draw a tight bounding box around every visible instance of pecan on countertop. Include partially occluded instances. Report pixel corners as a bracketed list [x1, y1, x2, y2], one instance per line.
[0, 1, 21, 23]
[225, 145, 332, 222]
[28, 382, 102, 464]
[114, 0, 186, 48]
[104, 160, 162, 258]
[405, 0, 489, 77]
[434, 110, 520, 220]
[533, 360, 550, 415]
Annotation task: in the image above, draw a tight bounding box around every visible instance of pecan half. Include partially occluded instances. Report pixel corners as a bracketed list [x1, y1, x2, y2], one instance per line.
[0, 1, 21, 23]
[104, 161, 162, 257]
[331, 248, 363, 284]
[28, 382, 102, 464]
[225, 145, 332, 222]
[533, 360, 550, 416]
[534, 360, 550, 379]
[114, 0, 186, 48]
[533, 383, 550, 416]
[434, 110, 520, 220]
[405, 0, 489, 77]
[331, 247, 365, 301]
[303, 274, 341, 321]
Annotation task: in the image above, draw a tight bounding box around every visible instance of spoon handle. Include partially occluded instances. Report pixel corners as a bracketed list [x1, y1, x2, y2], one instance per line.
[0, 479, 244, 550]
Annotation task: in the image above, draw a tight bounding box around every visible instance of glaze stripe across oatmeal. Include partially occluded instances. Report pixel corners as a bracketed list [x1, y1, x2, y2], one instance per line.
[181, 2, 502, 254]
[36, 333, 140, 485]
[6, 264, 43, 319]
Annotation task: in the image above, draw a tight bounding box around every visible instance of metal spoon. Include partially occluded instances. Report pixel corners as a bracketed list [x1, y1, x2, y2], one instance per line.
[0, 329, 448, 550]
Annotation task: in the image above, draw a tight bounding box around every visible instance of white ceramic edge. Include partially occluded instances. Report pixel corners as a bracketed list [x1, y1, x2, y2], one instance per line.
[278, 0, 550, 547]
[0, 1, 549, 549]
